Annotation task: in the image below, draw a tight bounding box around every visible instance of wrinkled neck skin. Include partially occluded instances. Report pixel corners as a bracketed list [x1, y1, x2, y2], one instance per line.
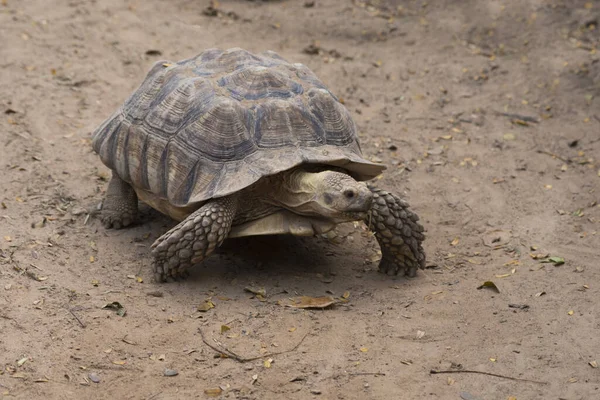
[262, 167, 371, 222]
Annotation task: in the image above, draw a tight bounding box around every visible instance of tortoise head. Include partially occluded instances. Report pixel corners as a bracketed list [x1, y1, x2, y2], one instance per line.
[275, 168, 373, 221]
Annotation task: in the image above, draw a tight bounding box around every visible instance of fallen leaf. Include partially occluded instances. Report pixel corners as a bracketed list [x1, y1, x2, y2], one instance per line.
[204, 388, 222, 397]
[359, 347, 368, 353]
[102, 302, 126, 317]
[535, 291, 546, 297]
[489, 358, 496, 362]
[288, 327, 297, 332]
[17, 357, 28, 366]
[568, 377, 578, 383]
[264, 358, 273, 368]
[495, 273, 512, 278]
[244, 286, 266, 297]
[567, 310, 574, 315]
[447, 377, 455, 385]
[477, 281, 500, 293]
[482, 230, 511, 247]
[286, 296, 337, 309]
[112, 360, 126, 365]
[197, 300, 215, 312]
[530, 253, 549, 260]
[589, 361, 598, 368]
[540, 256, 565, 266]
[342, 291, 350, 299]
[503, 133, 516, 141]
[220, 325, 230, 334]
[416, 330, 425, 339]
[450, 237, 460, 246]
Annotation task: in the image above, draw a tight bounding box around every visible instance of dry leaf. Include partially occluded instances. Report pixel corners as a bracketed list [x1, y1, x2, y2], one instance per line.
[244, 286, 266, 297]
[567, 310, 574, 315]
[220, 325, 230, 334]
[482, 230, 511, 247]
[197, 300, 215, 312]
[477, 281, 500, 293]
[288, 327, 297, 332]
[286, 296, 337, 309]
[112, 360, 127, 365]
[359, 347, 368, 353]
[342, 291, 350, 299]
[264, 358, 273, 368]
[450, 237, 460, 246]
[589, 361, 598, 368]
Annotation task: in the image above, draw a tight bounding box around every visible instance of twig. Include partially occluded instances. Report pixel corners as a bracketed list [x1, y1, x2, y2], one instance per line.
[67, 308, 86, 328]
[145, 392, 163, 400]
[494, 111, 539, 123]
[430, 369, 547, 385]
[536, 149, 571, 164]
[198, 328, 309, 363]
[348, 372, 386, 376]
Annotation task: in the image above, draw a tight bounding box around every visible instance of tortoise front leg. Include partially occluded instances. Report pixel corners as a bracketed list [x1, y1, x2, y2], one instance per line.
[101, 172, 138, 229]
[151, 195, 238, 282]
[364, 185, 425, 277]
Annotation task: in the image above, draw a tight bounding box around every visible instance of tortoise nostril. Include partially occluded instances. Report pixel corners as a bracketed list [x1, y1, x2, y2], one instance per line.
[344, 189, 355, 199]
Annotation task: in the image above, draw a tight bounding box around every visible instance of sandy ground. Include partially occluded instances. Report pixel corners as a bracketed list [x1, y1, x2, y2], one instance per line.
[1, 0, 600, 399]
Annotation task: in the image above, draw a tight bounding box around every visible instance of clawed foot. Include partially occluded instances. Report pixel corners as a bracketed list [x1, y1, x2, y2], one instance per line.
[101, 172, 139, 230]
[101, 210, 136, 229]
[151, 196, 238, 283]
[365, 185, 426, 278]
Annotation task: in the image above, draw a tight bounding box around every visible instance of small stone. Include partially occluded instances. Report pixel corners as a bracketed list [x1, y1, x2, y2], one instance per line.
[310, 389, 322, 395]
[88, 372, 101, 383]
[164, 369, 178, 377]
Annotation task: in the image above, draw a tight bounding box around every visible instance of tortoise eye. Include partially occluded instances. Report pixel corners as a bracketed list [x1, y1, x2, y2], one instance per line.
[344, 189, 355, 199]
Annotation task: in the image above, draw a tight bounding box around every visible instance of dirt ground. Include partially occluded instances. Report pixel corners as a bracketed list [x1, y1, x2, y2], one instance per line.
[1, 0, 599, 399]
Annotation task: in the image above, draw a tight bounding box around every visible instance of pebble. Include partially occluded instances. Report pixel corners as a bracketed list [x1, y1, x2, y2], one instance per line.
[164, 369, 179, 377]
[88, 372, 101, 383]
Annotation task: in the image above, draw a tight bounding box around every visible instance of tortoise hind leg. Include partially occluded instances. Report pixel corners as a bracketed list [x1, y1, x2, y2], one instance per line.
[151, 195, 238, 282]
[364, 185, 426, 277]
[101, 172, 138, 229]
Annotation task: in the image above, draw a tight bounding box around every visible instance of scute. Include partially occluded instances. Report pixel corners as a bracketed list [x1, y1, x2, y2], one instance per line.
[217, 66, 303, 100]
[91, 48, 386, 208]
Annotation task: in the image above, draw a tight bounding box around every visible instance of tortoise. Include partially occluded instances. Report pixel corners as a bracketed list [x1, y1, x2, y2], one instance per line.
[91, 47, 426, 282]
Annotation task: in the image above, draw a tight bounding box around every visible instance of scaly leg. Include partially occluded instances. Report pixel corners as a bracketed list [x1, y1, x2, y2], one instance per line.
[365, 185, 426, 277]
[151, 195, 238, 282]
[101, 172, 138, 229]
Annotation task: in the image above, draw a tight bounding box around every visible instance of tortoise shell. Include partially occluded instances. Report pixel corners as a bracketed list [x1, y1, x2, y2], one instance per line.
[91, 48, 385, 207]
